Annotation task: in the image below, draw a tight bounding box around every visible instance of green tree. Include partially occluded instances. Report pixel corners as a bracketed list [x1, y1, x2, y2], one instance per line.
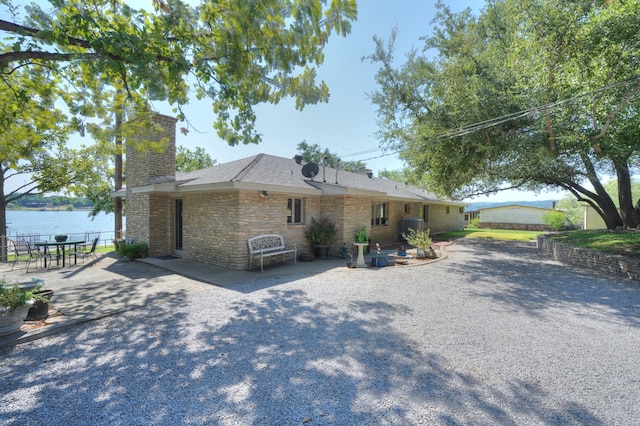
[1, 0, 357, 145]
[367, 0, 640, 229]
[0, 0, 358, 243]
[296, 140, 366, 172]
[176, 146, 216, 172]
[0, 66, 94, 246]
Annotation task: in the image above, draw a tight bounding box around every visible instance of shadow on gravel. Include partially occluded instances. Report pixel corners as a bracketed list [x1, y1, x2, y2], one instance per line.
[1, 286, 604, 424]
[451, 239, 640, 327]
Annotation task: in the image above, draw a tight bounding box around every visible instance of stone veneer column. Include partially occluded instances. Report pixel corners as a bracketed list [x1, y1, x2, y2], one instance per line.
[125, 113, 177, 256]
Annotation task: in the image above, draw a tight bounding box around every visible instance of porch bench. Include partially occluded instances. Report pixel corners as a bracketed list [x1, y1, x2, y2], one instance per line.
[247, 234, 297, 272]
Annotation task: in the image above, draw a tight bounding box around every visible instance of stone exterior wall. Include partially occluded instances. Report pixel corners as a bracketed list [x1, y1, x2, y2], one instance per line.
[481, 222, 552, 231]
[427, 204, 465, 234]
[537, 235, 640, 281]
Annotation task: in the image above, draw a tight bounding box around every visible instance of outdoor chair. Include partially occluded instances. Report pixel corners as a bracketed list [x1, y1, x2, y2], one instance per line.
[25, 241, 50, 272]
[79, 237, 99, 263]
[7, 239, 25, 271]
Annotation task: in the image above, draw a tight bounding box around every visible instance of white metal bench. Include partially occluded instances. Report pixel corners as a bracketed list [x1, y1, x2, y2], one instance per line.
[247, 234, 297, 271]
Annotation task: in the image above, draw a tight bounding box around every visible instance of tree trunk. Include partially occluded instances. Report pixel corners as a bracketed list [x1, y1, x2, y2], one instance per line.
[580, 153, 624, 229]
[114, 103, 123, 241]
[614, 160, 640, 228]
[0, 174, 6, 262]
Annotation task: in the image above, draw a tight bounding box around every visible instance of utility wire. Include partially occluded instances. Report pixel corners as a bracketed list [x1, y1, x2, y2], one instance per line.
[339, 76, 640, 163]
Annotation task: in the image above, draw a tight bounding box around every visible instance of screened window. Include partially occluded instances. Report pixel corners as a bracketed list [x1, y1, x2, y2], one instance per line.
[371, 202, 389, 226]
[423, 205, 429, 223]
[287, 198, 304, 224]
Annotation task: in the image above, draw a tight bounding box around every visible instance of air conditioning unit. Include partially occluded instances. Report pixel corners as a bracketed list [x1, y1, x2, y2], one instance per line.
[402, 218, 424, 237]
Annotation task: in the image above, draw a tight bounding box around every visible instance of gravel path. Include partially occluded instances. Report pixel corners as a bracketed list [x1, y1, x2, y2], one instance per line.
[1, 239, 639, 425]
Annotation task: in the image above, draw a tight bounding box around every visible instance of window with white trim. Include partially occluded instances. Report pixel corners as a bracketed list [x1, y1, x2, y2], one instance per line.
[287, 198, 304, 224]
[371, 202, 389, 226]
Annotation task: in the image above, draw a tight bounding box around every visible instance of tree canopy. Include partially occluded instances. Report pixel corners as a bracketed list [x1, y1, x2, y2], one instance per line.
[367, 0, 640, 229]
[176, 146, 216, 172]
[296, 140, 366, 172]
[0, 0, 358, 245]
[1, 0, 357, 145]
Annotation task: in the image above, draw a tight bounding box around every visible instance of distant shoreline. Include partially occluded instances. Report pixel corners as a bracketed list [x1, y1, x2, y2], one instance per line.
[6, 208, 93, 212]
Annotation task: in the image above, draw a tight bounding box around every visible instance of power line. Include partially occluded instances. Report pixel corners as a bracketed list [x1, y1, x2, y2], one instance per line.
[339, 76, 639, 164]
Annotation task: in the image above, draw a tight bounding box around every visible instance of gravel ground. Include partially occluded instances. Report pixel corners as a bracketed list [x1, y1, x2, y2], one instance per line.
[1, 239, 639, 425]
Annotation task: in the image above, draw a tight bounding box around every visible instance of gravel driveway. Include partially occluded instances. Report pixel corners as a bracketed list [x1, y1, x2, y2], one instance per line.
[1, 239, 639, 425]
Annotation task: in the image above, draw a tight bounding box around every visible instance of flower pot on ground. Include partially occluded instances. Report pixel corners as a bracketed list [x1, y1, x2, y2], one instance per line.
[305, 217, 338, 259]
[0, 282, 37, 336]
[371, 256, 388, 267]
[26, 289, 54, 321]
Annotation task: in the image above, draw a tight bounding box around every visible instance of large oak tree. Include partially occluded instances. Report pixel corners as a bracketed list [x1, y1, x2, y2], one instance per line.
[368, 0, 640, 229]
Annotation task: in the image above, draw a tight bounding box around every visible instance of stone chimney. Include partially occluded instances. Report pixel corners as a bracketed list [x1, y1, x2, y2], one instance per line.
[125, 113, 177, 253]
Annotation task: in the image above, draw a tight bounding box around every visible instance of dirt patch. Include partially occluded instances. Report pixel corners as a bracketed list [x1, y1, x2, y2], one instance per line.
[20, 306, 65, 332]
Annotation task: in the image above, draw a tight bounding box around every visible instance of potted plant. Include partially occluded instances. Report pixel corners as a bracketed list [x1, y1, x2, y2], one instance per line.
[397, 244, 407, 256]
[402, 227, 436, 259]
[0, 281, 37, 336]
[17, 278, 53, 321]
[355, 225, 369, 243]
[304, 217, 338, 258]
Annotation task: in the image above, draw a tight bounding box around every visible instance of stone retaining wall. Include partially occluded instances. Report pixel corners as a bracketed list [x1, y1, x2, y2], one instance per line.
[537, 235, 640, 281]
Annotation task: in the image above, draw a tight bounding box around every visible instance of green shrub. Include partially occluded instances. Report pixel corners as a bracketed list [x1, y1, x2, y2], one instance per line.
[542, 211, 566, 231]
[468, 218, 480, 229]
[117, 242, 148, 260]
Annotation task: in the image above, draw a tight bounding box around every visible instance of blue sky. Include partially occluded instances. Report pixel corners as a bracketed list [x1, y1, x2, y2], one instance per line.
[3, 0, 567, 202]
[167, 0, 566, 202]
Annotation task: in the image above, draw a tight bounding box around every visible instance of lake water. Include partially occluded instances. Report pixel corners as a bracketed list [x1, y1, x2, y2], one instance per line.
[5, 210, 115, 241]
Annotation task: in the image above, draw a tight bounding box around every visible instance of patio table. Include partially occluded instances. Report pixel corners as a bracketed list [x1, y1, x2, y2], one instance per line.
[35, 240, 86, 268]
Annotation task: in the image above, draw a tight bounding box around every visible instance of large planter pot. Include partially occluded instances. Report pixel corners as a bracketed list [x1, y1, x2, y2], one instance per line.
[26, 289, 54, 321]
[312, 245, 330, 259]
[371, 256, 388, 267]
[0, 305, 31, 336]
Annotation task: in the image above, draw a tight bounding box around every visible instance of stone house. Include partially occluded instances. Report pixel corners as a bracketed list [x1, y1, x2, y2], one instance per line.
[125, 114, 465, 270]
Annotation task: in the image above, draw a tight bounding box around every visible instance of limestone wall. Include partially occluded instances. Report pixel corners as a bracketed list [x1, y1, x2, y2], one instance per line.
[537, 235, 640, 281]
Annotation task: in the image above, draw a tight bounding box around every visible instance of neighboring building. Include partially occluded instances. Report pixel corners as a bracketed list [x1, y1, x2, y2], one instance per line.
[476, 204, 555, 231]
[125, 114, 465, 270]
[583, 205, 607, 230]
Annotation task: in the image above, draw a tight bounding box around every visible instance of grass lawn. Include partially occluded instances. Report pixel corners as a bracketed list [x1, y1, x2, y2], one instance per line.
[438, 227, 639, 258]
[548, 229, 640, 257]
[437, 228, 544, 242]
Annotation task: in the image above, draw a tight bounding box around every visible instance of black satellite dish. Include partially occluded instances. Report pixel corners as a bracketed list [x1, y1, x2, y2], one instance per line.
[301, 162, 319, 180]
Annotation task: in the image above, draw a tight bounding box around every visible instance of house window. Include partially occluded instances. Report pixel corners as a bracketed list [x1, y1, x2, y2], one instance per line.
[287, 198, 304, 224]
[459, 207, 464, 214]
[371, 202, 389, 226]
[446, 206, 450, 214]
[404, 203, 411, 214]
[423, 205, 429, 223]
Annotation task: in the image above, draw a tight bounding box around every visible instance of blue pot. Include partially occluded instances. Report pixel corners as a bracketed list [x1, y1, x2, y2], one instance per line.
[371, 256, 388, 267]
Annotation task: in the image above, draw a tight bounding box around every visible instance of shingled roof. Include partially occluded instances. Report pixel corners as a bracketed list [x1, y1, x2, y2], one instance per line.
[157, 153, 462, 205]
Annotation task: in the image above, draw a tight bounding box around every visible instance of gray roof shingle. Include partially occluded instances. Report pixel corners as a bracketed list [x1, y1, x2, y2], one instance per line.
[175, 153, 461, 204]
